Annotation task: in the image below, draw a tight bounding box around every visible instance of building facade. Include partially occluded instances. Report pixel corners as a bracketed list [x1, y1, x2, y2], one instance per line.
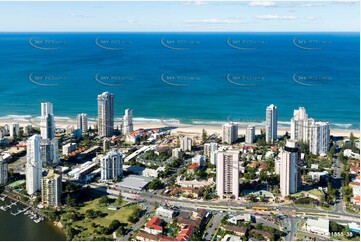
[222, 122, 238, 144]
[204, 142, 219, 158]
[290, 107, 314, 142]
[309, 122, 330, 155]
[123, 109, 133, 135]
[9, 123, 20, 139]
[245, 125, 255, 144]
[42, 169, 62, 207]
[100, 151, 123, 181]
[280, 140, 300, 197]
[97, 92, 114, 137]
[216, 150, 240, 200]
[76, 113, 88, 133]
[0, 157, 8, 185]
[40, 102, 55, 140]
[266, 104, 277, 143]
[26, 134, 43, 195]
[180, 137, 192, 151]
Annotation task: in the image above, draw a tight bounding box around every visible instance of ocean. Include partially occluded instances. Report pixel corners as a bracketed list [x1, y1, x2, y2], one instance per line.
[0, 32, 359, 130]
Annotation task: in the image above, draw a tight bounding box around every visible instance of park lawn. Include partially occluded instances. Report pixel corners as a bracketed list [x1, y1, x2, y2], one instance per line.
[62, 198, 140, 240]
[308, 189, 323, 197]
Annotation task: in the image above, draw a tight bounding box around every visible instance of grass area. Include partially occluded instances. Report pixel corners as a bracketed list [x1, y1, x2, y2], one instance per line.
[293, 189, 323, 198]
[61, 197, 140, 240]
[320, 205, 333, 211]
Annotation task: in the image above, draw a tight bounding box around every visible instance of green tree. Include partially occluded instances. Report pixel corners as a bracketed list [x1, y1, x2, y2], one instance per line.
[115, 192, 123, 206]
[202, 129, 207, 143]
[109, 220, 121, 232]
[98, 196, 110, 205]
[148, 179, 162, 190]
[66, 227, 78, 240]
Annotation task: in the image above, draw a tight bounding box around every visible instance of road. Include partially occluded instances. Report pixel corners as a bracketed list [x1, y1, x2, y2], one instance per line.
[120, 203, 155, 241]
[203, 212, 223, 241]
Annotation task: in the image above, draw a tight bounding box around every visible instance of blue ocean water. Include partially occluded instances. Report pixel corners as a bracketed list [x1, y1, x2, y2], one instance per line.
[0, 32, 359, 129]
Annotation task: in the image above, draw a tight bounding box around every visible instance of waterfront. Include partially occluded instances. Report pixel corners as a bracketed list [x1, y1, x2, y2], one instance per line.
[0, 198, 65, 241]
[0, 32, 359, 130]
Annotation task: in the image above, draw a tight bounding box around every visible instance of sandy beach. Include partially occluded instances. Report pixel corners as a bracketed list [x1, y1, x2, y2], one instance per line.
[0, 118, 359, 138]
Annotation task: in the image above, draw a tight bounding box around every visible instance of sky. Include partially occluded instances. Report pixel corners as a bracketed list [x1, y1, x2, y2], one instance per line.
[0, 1, 359, 32]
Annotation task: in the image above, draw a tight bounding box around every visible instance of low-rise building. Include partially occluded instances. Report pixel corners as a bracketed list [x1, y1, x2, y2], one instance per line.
[221, 225, 247, 237]
[305, 218, 329, 236]
[62, 143, 77, 156]
[308, 171, 329, 182]
[144, 216, 163, 235]
[135, 231, 161, 241]
[222, 234, 242, 241]
[172, 148, 183, 159]
[192, 155, 205, 167]
[156, 206, 175, 219]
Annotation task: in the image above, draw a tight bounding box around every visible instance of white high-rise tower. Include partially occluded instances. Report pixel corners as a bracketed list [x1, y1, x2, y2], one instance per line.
[310, 122, 330, 155]
[76, 113, 88, 133]
[123, 109, 133, 135]
[40, 102, 55, 140]
[216, 150, 239, 200]
[222, 122, 238, 144]
[97, 92, 114, 137]
[290, 107, 314, 142]
[100, 151, 123, 181]
[26, 134, 43, 195]
[280, 140, 300, 197]
[266, 104, 277, 143]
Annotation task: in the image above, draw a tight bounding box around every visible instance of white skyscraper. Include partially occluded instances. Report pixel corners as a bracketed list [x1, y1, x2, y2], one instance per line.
[204, 142, 219, 158]
[97, 92, 114, 137]
[9, 123, 20, 139]
[245, 125, 255, 144]
[0, 156, 8, 185]
[266, 104, 277, 143]
[76, 113, 88, 133]
[280, 140, 300, 197]
[310, 122, 330, 156]
[26, 135, 43, 195]
[222, 122, 238, 144]
[42, 169, 62, 207]
[100, 151, 123, 181]
[123, 109, 133, 135]
[216, 150, 239, 200]
[40, 138, 59, 166]
[40, 102, 55, 140]
[290, 107, 314, 142]
[180, 137, 192, 151]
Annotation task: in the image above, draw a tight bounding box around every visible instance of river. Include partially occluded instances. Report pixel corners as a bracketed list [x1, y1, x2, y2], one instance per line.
[0, 198, 66, 241]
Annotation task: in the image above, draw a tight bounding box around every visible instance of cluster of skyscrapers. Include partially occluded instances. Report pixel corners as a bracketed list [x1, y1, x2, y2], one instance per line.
[291, 107, 330, 156]
[25, 103, 62, 207]
[216, 105, 330, 199]
[97, 91, 133, 137]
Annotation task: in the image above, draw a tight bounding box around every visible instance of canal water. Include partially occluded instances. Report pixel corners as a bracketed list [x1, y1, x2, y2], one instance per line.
[0, 198, 66, 241]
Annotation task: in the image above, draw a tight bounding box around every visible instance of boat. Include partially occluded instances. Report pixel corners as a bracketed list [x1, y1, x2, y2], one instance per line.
[0, 206, 7, 211]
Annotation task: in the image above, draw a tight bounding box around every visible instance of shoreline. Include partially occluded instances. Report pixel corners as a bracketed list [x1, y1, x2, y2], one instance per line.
[0, 118, 359, 138]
